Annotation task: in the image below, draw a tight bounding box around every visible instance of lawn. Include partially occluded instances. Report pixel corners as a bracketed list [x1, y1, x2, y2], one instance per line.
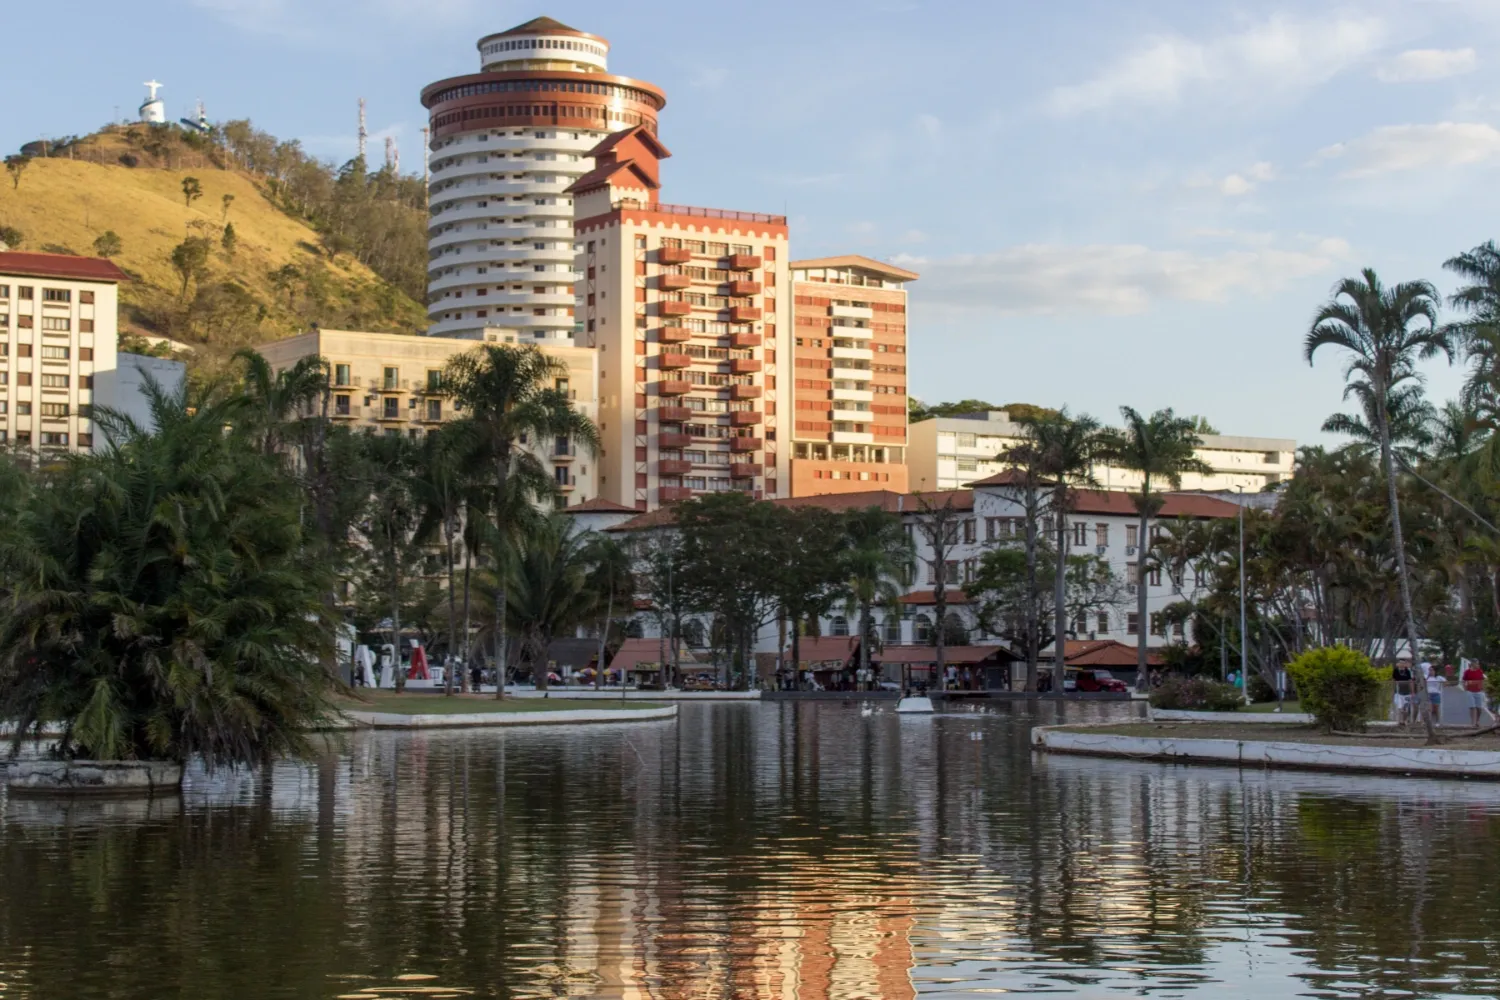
[336, 692, 663, 715]
[1241, 700, 1303, 714]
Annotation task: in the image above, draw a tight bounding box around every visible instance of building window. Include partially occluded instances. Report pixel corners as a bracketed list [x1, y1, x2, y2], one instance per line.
[382, 397, 400, 419]
[41, 345, 69, 360]
[16, 316, 32, 328]
[383, 367, 399, 390]
[16, 373, 30, 387]
[80, 375, 92, 389]
[1148, 566, 1162, 587]
[1125, 525, 1138, 548]
[830, 615, 849, 637]
[1096, 612, 1109, 634]
[40, 374, 69, 389]
[334, 364, 351, 386]
[18, 287, 33, 300]
[1071, 522, 1087, 546]
[1095, 523, 1108, 547]
[426, 399, 442, 421]
[334, 394, 351, 416]
[914, 614, 933, 642]
[79, 347, 94, 361]
[39, 432, 68, 447]
[41, 317, 72, 332]
[80, 290, 95, 304]
[16, 344, 31, 358]
[1127, 613, 1139, 636]
[1150, 613, 1166, 637]
[426, 369, 443, 392]
[962, 519, 976, 544]
[42, 288, 71, 303]
[79, 319, 94, 333]
[1071, 613, 1087, 636]
[40, 402, 68, 418]
[16, 402, 30, 415]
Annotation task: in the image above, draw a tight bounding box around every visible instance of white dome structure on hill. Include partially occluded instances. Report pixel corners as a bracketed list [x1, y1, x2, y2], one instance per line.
[139, 81, 165, 124]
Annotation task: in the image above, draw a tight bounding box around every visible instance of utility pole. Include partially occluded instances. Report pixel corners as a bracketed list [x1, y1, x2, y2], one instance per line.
[357, 98, 368, 161]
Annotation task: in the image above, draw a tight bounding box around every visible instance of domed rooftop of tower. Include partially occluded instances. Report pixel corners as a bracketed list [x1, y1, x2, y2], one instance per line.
[481, 15, 608, 45]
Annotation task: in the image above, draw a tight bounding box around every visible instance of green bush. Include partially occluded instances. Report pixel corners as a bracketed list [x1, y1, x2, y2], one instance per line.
[1150, 675, 1244, 712]
[1286, 647, 1382, 732]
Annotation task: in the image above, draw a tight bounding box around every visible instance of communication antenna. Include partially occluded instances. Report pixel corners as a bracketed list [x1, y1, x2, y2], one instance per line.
[385, 135, 399, 174]
[357, 98, 368, 160]
[420, 126, 430, 184]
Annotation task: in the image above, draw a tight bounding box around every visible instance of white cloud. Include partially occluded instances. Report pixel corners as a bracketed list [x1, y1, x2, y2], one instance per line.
[1046, 14, 1385, 115]
[1316, 122, 1500, 176]
[1377, 48, 1477, 82]
[895, 240, 1344, 316]
[1220, 174, 1254, 195]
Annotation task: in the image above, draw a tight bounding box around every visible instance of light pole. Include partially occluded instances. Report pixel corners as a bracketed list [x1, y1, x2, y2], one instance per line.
[1238, 486, 1249, 704]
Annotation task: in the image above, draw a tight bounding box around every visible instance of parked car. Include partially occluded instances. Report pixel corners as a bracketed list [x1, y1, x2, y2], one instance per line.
[1072, 669, 1128, 693]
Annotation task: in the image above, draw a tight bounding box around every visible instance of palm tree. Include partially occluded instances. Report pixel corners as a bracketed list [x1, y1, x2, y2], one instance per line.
[1099, 407, 1211, 690]
[1305, 268, 1453, 734]
[233, 348, 327, 460]
[0, 375, 337, 766]
[506, 515, 601, 692]
[444, 346, 600, 694]
[1031, 410, 1102, 691]
[411, 422, 477, 695]
[358, 433, 420, 692]
[840, 506, 914, 689]
[1321, 382, 1435, 464]
[584, 534, 634, 690]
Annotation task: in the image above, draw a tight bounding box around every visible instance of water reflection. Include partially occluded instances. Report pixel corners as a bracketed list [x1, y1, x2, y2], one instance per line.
[2, 703, 1499, 999]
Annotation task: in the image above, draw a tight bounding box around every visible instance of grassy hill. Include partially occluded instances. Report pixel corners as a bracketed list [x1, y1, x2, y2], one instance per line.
[0, 130, 428, 359]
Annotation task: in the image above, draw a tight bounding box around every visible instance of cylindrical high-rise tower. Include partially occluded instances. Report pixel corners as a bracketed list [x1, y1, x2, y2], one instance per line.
[420, 16, 666, 342]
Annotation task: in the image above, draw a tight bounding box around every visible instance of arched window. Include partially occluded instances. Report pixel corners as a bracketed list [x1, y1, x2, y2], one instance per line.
[914, 614, 933, 643]
[883, 614, 902, 643]
[943, 612, 967, 646]
[831, 616, 849, 637]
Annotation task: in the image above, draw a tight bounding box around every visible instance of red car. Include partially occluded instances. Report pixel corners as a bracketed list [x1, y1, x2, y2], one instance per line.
[1073, 669, 1128, 693]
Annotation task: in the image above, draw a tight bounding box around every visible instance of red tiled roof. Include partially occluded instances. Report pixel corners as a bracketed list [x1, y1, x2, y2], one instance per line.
[0, 251, 129, 283]
[585, 124, 670, 161]
[562, 497, 638, 514]
[875, 644, 1015, 664]
[565, 158, 656, 195]
[1044, 639, 1164, 667]
[606, 489, 974, 531]
[898, 590, 971, 605]
[970, 471, 1238, 520]
[606, 638, 698, 673]
[791, 636, 859, 667]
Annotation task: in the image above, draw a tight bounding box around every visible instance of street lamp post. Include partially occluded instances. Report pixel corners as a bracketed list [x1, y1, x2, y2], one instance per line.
[1238, 486, 1249, 704]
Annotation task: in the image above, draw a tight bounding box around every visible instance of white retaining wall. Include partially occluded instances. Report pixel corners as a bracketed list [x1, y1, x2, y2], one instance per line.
[343, 705, 679, 729]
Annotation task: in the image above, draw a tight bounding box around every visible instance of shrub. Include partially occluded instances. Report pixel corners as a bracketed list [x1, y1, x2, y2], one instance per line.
[1247, 672, 1276, 703]
[1150, 675, 1244, 712]
[1286, 647, 1381, 732]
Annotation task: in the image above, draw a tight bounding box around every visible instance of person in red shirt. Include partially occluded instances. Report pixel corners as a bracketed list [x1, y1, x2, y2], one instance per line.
[1461, 661, 1488, 729]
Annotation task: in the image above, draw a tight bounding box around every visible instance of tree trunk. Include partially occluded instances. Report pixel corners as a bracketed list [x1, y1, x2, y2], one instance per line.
[791, 617, 802, 690]
[1381, 417, 1436, 741]
[1024, 487, 1040, 691]
[391, 548, 404, 693]
[596, 580, 612, 691]
[1053, 486, 1069, 693]
[860, 599, 873, 690]
[460, 540, 473, 693]
[444, 520, 457, 696]
[492, 452, 510, 700]
[1135, 475, 1151, 693]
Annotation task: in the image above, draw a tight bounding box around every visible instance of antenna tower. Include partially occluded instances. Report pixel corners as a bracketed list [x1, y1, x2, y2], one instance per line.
[357, 98, 368, 160]
[385, 135, 399, 174]
[420, 126, 430, 184]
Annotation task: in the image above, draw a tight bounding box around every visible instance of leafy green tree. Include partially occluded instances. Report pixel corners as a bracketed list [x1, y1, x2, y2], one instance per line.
[182, 175, 203, 208]
[444, 345, 599, 694]
[411, 422, 477, 694]
[1098, 408, 1211, 690]
[221, 192, 236, 223]
[1305, 269, 1452, 735]
[170, 236, 212, 298]
[221, 222, 238, 257]
[1031, 410, 1102, 691]
[4, 154, 30, 190]
[92, 230, 123, 257]
[770, 506, 848, 684]
[357, 433, 420, 692]
[506, 515, 601, 692]
[0, 376, 338, 765]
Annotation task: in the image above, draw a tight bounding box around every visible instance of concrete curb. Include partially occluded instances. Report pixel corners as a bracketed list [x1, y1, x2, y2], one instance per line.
[508, 690, 758, 701]
[1032, 723, 1500, 780]
[1149, 708, 1315, 724]
[341, 704, 679, 729]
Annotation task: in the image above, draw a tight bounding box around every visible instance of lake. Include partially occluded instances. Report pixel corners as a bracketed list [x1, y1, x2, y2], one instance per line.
[2, 701, 1498, 998]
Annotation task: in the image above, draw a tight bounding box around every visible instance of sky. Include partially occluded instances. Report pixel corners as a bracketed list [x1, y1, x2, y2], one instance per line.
[4, 1, 1500, 445]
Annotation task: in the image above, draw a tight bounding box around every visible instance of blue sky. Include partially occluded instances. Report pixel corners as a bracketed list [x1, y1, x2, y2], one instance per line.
[5, 1, 1500, 444]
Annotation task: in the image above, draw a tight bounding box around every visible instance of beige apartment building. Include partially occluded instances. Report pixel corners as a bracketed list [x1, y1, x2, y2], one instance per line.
[908, 410, 1296, 493]
[255, 328, 600, 506]
[571, 126, 791, 509]
[789, 256, 917, 496]
[0, 251, 124, 453]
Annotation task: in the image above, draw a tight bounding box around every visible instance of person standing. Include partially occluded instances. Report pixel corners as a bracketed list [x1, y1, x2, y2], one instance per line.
[1461, 661, 1488, 729]
[1391, 660, 1414, 725]
[1422, 661, 1444, 725]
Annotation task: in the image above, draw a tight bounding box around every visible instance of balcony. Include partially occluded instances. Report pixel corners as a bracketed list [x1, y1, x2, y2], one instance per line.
[831, 321, 873, 340]
[726, 253, 761, 270]
[658, 405, 693, 423]
[730, 437, 763, 453]
[659, 301, 692, 317]
[658, 352, 693, 370]
[658, 273, 691, 290]
[552, 444, 577, 463]
[830, 304, 874, 320]
[832, 408, 871, 423]
[556, 475, 577, 492]
[831, 387, 873, 403]
[659, 432, 692, 449]
[660, 485, 694, 503]
[832, 345, 874, 362]
[730, 462, 760, 478]
[657, 379, 693, 396]
[658, 325, 692, 343]
[729, 384, 762, 400]
[659, 459, 692, 476]
[832, 430, 874, 445]
[658, 247, 692, 264]
[728, 279, 761, 295]
[728, 305, 761, 322]
[730, 332, 761, 348]
[729, 358, 762, 374]
[831, 366, 872, 382]
[730, 410, 761, 426]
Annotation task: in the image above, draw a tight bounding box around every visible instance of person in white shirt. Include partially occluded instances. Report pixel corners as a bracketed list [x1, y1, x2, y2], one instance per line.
[1422, 661, 1445, 723]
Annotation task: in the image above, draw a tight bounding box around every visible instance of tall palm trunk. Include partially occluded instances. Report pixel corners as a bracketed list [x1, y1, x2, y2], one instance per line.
[790, 616, 802, 690]
[860, 598, 873, 689]
[493, 453, 509, 700]
[443, 517, 457, 696]
[1024, 496, 1040, 690]
[391, 550, 404, 694]
[1135, 473, 1151, 693]
[460, 541, 473, 693]
[596, 578, 613, 691]
[1053, 488, 1069, 692]
[1380, 409, 1437, 740]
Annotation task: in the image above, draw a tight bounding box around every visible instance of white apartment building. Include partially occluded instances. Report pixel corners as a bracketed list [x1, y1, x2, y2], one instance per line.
[420, 16, 665, 342]
[908, 410, 1296, 494]
[0, 251, 124, 453]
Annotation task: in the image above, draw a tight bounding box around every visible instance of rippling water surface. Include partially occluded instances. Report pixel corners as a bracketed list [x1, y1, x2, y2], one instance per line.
[3, 701, 1500, 998]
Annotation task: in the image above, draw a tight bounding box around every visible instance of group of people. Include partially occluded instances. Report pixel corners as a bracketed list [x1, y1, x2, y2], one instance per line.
[1391, 660, 1491, 728]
